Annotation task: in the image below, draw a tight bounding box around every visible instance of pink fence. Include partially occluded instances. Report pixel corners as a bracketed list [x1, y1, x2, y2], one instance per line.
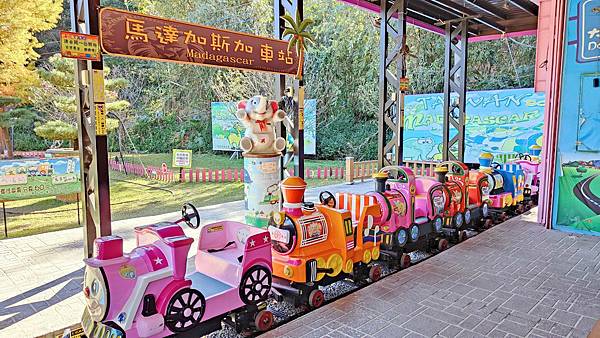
[2, 151, 47, 159]
[109, 160, 344, 183]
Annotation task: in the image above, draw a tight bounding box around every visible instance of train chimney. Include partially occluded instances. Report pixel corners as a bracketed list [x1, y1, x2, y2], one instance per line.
[281, 176, 307, 217]
[434, 166, 449, 183]
[372, 172, 389, 193]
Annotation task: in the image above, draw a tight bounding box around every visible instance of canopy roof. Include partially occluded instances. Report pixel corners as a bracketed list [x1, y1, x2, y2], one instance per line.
[339, 0, 539, 40]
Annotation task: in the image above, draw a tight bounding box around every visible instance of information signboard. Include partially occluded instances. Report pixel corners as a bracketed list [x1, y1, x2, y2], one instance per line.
[172, 149, 192, 168]
[60, 31, 101, 61]
[577, 0, 600, 63]
[0, 157, 81, 201]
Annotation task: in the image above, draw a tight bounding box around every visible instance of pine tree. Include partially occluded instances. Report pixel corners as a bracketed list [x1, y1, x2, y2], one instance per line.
[32, 54, 127, 148]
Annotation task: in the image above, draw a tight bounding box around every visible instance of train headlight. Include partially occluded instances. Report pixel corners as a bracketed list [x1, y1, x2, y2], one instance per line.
[409, 225, 419, 242]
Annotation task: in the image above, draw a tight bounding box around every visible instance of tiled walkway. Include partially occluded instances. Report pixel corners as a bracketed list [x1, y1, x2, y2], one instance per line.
[3, 179, 600, 337]
[0, 180, 372, 337]
[264, 211, 600, 338]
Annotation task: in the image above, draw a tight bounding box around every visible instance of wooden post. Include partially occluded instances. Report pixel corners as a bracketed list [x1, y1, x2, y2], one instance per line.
[345, 157, 355, 184]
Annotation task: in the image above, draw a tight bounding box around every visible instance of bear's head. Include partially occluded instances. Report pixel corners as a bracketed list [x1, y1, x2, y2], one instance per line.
[238, 95, 278, 122]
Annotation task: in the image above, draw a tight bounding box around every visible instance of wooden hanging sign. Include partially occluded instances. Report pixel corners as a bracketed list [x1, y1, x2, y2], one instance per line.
[99, 7, 299, 75]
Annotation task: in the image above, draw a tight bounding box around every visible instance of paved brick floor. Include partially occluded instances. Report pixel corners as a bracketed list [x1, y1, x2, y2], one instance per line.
[0, 180, 372, 337]
[264, 211, 600, 338]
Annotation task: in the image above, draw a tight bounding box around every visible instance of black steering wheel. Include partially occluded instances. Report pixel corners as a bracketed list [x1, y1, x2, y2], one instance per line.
[319, 191, 336, 208]
[181, 203, 201, 229]
[491, 162, 502, 169]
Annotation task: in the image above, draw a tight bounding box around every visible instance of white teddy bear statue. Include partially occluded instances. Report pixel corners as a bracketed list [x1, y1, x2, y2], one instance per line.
[236, 95, 287, 155]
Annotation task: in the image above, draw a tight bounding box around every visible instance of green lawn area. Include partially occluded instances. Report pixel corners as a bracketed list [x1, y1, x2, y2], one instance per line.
[2, 154, 343, 239]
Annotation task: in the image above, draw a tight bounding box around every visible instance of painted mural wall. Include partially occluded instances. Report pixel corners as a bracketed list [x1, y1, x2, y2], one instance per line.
[211, 100, 317, 155]
[553, 0, 600, 234]
[403, 88, 545, 163]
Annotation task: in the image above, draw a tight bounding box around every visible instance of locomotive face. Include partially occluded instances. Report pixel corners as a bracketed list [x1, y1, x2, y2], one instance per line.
[451, 190, 462, 203]
[83, 266, 109, 322]
[431, 190, 446, 215]
[480, 177, 492, 197]
[489, 173, 504, 190]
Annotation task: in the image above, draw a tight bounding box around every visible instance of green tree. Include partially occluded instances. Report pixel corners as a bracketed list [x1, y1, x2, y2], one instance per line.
[31, 54, 126, 148]
[0, 97, 39, 158]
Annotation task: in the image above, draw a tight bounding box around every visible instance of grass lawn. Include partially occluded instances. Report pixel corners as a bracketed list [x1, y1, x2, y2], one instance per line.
[2, 154, 343, 239]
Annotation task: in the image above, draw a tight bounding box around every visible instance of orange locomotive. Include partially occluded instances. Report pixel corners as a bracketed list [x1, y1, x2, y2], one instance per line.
[269, 177, 383, 308]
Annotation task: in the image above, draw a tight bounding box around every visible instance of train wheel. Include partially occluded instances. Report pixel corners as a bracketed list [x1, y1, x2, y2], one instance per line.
[343, 259, 354, 274]
[499, 212, 508, 222]
[165, 288, 205, 332]
[308, 289, 325, 309]
[464, 209, 472, 227]
[399, 253, 411, 269]
[326, 254, 343, 277]
[239, 265, 272, 304]
[372, 247, 380, 260]
[438, 238, 449, 251]
[481, 203, 489, 218]
[395, 229, 408, 247]
[409, 224, 420, 242]
[458, 230, 468, 242]
[254, 310, 274, 331]
[484, 218, 494, 229]
[453, 212, 464, 228]
[516, 204, 525, 214]
[315, 257, 327, 281]
[369, 265, 382, 282]
[362, 249, 372, 264]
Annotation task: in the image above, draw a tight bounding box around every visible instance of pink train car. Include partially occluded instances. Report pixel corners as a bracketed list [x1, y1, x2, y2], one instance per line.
[325, 166, 447, 269]
[81, 204, 274, 338]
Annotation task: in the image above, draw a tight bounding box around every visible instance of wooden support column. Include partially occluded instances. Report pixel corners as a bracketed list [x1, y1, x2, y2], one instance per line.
[71, 0, 112, 258]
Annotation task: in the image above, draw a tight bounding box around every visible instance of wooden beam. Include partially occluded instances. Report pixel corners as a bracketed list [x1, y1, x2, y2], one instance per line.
[464, 0, 507, 20]
[508, 0, 538, 16]
[428, 0, 506, 33]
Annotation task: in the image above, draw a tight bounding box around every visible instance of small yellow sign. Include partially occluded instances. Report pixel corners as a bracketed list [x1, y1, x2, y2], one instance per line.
[60, 31, 101, 61]
[92, 70, 106, 102]
[399, 77, 410, 91]
[95, 103, 107, 136]
[172, 149, 193, 168]
[52, 326, 84, 338]
[207, 224, 224, 233]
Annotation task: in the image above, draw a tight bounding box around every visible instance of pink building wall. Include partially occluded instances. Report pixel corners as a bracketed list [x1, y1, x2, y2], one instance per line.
[536, 0, 567, 228]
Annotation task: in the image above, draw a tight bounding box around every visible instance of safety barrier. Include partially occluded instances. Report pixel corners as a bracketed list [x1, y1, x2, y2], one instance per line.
[1, 151, 46, 159]
[109, 160, 344, 183]
[345, 157, 440, 184]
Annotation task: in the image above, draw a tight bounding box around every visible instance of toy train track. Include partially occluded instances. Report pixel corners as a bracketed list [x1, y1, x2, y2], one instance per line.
[77, 155, 540, 338]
